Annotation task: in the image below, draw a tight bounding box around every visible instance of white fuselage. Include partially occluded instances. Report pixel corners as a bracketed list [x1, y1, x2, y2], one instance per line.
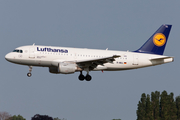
[5, 45, 173, 72]
[5, 25, 173, 80]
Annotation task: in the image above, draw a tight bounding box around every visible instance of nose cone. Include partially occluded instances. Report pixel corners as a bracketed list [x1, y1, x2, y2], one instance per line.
[5, 53, 13, 62]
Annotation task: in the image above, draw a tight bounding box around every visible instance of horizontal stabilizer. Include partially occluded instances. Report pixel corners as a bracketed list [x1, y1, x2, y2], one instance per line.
[149, 56, 174, 61]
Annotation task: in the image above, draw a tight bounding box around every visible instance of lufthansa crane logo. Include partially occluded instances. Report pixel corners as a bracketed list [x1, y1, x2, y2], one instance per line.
[153, 33, 166, 47]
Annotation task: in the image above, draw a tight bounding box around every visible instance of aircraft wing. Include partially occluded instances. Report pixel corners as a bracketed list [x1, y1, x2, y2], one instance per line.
[76, 55, 120, 70]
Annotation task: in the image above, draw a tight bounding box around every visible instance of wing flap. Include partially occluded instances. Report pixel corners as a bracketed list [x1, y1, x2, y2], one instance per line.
[76, 55, 120, 69]
[76, 55, 120, 64]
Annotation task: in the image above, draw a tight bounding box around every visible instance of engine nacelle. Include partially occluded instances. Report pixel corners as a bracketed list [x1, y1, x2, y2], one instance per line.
[59, 62, 76, 74]
[49, 67, 59, 74]
[49, 62, 77, 74]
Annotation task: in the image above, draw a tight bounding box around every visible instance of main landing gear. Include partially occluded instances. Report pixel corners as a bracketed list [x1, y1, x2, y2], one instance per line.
[27, 66, 32, 77]
[78, 71, 92, 81]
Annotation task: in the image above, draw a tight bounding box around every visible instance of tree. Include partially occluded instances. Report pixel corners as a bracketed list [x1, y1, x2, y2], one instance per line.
[8, 115, 26, 120]
[54, 117, 61, 120]
[151, 91, 160, 120]
[0, 112, 11, 120]
[168, 93, 177, 120]
[32, 114, 53, 120]
[137, 91, 179, 120]
[176, 96, 180, 120]
[137, 93, 146, 120]
[160, 90, 169, 120]
[145, 94, 153, 120]
[159, 91, 177, 120]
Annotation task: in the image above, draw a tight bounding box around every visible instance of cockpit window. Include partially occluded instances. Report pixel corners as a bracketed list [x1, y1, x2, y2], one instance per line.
[13, 50, 17, 52]
[13, 49, 23, 53]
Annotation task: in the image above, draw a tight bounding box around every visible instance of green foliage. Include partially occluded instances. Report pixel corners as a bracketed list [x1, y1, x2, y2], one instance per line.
[32, 114, 53, 120]
[8, 115, 26, 120]
[160, 91, 177, 120]
[53, 118, 67, 120]
[176, 96, 180, 119]
[137, 93, 146, 120]
[168, 93, 177, 119]
[145, 94, 153, 120]
[160, 90, 168, 119]
[151, 91, 160, 120]
[54, 117, 61, 120]
[137, 91, 178, 120]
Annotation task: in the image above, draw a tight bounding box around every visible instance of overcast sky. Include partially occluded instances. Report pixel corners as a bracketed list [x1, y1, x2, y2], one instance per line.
[0, 1, 180, 120]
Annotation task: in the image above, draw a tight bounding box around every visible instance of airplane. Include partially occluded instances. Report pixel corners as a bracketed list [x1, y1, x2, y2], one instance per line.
[5, 24, 174, 81]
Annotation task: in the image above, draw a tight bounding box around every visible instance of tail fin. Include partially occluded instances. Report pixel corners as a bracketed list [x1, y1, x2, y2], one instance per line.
[134, 24, 172, 55]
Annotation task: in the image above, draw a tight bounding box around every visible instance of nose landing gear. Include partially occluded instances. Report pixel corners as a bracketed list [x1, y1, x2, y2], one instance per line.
[27, 66, 32, 77]
[27, 72, 32, 77]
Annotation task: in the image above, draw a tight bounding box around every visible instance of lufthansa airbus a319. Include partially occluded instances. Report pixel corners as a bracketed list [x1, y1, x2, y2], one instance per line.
[5, 24, 174, 81]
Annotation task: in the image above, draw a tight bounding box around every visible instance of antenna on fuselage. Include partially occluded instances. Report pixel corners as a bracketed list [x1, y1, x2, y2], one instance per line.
[33, 43, 35, 46]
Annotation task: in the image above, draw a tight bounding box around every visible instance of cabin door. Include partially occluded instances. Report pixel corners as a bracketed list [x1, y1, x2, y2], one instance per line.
[29, 47, 35, 58]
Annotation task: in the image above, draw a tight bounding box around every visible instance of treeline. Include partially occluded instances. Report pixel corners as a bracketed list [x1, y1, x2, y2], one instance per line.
[137, 90, 180, 120]
[0, 113, 64, 120]
[0, 112, 26, 120]
[31, 114, 66, 120]
[2, 90, 180, 120]
[0, 112, 120, 120]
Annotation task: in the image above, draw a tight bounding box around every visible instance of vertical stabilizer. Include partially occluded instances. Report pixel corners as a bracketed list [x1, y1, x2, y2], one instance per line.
[134, 24, 172, 55]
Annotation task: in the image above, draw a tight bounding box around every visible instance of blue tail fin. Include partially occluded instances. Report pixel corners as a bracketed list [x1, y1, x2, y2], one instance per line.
[134, 24, 172, 55]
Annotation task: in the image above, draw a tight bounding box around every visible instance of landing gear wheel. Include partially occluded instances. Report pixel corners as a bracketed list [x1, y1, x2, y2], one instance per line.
[85, 75, 92, 81]
[78, 74, 85, 81]
[27, 66, 32, 77]
[27, 73, 32, 77]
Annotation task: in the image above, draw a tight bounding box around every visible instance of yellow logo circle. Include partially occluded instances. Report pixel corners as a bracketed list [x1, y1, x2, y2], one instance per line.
[153, 33, 166, 47]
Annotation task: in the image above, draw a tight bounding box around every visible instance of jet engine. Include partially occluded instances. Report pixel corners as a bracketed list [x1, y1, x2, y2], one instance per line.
[49, 62, 79, 74]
